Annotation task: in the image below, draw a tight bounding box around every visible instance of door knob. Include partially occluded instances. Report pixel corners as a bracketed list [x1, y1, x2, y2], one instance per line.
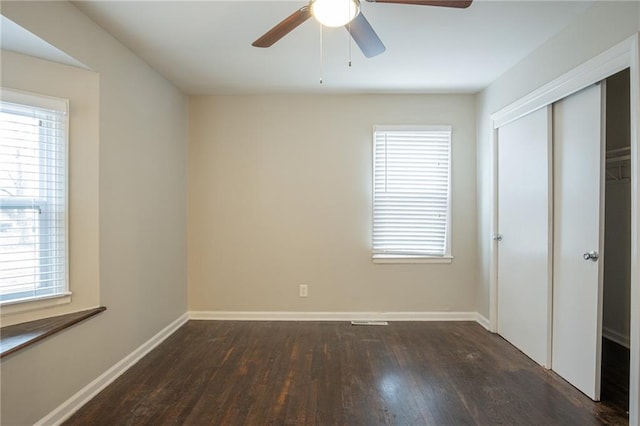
[583, 251, 599, 262]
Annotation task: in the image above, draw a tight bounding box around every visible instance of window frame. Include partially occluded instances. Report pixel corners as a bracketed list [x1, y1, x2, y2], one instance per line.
[372, 125, 453, 264]
[0, 87, 71, 312]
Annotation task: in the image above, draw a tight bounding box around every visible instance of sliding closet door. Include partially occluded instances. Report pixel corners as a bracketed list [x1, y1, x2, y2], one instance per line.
[552, 83, 605, 401]
[497, 106, 552, 367]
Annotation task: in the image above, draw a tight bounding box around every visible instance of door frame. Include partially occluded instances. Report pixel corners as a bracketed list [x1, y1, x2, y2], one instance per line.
[488, 33, 640, 425]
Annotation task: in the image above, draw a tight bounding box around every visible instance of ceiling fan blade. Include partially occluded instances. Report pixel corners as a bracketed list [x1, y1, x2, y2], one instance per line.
[346, 13, 386, 58]
[252, 6, 312, 48]
[366, 0, 472, 8]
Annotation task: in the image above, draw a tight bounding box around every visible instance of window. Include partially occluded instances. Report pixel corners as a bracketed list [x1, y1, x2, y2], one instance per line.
[372, 125, 452, 262]
[0, 89, 69, 304]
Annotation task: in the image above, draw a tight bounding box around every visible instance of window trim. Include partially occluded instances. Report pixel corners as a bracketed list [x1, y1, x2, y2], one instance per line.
[372, 125, 453, 264]
[0, 87, 71, 313]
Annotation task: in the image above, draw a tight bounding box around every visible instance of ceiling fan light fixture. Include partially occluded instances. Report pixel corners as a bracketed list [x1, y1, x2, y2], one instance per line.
[311, 0, 360, 27]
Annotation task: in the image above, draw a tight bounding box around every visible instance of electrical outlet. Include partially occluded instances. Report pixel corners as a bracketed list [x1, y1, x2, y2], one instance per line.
[299, 284, 308, 297]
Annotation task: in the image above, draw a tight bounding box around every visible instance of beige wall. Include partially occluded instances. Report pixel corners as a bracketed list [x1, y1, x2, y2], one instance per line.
[1, 49, 100, 326]
[188, 94, 478, 313]
[476, 1, 640, 318]
[0, 2, 188, 424]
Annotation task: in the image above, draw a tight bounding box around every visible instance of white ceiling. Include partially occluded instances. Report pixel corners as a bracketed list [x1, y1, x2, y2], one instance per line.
[71, 0, 593, 95]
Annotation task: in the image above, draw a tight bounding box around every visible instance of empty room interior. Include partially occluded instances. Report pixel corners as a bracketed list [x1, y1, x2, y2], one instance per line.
[0, 0, 639, 425]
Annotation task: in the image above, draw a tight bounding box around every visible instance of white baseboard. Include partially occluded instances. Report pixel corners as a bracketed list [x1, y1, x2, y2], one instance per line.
[475, 313, 491, 330]
[35, 313, 189, 426]
[188, 310, 486, 324]
[603, 326, 630, 349]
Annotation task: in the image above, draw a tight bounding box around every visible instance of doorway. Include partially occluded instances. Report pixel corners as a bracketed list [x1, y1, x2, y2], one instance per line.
[601, 68, 632, 415]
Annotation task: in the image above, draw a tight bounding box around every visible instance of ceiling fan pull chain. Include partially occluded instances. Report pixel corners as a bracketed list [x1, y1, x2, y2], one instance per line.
[319, 23, 324, 84]
[348, 20, 352, 67]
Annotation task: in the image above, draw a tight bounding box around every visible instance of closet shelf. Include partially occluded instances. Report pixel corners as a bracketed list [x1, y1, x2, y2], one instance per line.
[606, 146, 631, 182]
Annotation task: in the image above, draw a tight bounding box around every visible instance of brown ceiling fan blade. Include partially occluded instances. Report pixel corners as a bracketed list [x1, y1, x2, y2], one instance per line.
[366, 0, 472, 8]
[252, 6, 312, 48]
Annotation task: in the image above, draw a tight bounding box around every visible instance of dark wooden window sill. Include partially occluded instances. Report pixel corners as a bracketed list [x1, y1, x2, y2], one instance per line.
[0, 306, 106, 359]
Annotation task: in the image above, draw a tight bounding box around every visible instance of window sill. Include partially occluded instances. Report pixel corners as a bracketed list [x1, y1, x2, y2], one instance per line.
[373, 256, 453, 264]
[0, 306, 106, 359]
[0, 292, 73, 317]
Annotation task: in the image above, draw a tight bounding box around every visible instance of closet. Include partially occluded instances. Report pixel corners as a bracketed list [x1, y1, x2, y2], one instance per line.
[496, 69, 631, 409]
[601, 69, 631, 411]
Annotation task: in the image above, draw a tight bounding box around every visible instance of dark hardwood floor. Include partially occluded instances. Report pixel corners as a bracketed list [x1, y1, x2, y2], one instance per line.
[65, 321, 628, 425]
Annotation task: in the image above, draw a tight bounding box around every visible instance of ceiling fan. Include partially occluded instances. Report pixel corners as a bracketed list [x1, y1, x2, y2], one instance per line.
[252, 0, 473, 58]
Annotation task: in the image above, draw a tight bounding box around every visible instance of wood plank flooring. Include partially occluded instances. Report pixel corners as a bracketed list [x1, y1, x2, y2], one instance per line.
[65, 321, 628, 425]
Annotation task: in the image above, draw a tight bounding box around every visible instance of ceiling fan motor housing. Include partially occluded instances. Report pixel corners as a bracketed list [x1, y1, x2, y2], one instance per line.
[310, 0, 361, 28]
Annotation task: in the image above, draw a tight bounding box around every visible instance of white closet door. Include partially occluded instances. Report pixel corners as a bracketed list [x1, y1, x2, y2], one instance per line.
[552, 83, 605, 401]
[497, 106, 552, 367]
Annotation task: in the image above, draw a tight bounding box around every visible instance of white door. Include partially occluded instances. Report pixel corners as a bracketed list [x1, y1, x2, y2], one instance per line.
[497, 106, 552, 367]
[552, 83, 605, 401]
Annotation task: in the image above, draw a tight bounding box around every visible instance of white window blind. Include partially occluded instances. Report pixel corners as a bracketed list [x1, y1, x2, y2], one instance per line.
[373, 125, 452, 259]
[0, 89, 68, 304]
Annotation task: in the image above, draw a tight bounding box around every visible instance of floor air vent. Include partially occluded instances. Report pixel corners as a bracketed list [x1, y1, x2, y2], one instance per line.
[350, 320, 389, 326]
